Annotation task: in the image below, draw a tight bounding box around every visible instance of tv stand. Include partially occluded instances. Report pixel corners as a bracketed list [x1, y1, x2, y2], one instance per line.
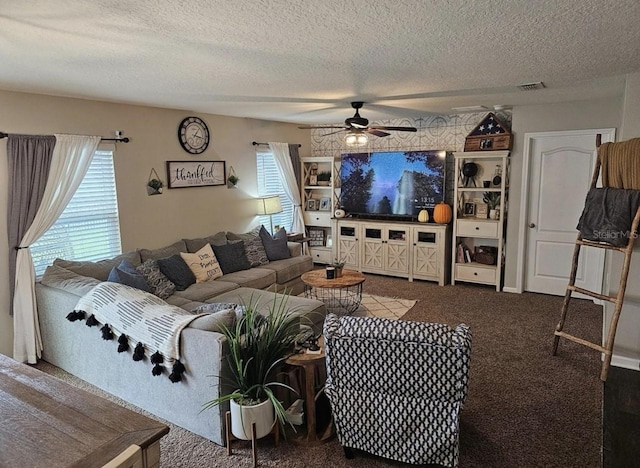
[336, 219, 450, 286]
[347, 213, 417, 223]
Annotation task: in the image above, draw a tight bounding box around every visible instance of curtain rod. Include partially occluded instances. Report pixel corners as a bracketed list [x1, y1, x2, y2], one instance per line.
[252, 141, 301, 148]
[0, 131, 130, 143]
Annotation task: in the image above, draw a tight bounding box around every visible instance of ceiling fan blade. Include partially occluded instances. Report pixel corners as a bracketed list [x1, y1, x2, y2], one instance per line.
[367, 129, 391, 137]
[298, 125, 347, 130]
[369, 126, 418, 132]
[324, 129, 349, 136]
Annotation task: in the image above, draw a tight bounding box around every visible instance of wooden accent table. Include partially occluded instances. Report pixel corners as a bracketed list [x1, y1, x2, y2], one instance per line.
[301, 269, 365, 315]
[0, 354, 169, 468]
[285, 338, 334, 445]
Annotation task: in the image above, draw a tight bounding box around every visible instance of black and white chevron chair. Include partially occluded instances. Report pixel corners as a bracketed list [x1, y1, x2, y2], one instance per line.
[323, 313, 472, 467]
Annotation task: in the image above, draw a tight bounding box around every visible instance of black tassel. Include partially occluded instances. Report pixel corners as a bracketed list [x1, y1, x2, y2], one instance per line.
[150, 351, 164, 364]
[168, 360, 185, 383]
[117, 334, 129, 353]
[132, 342, 145, 361]
[100, 324, 113, 340]
[66, 310, 85, 322]
[152, 363, 164, 376]
[85, 314, 99, 327]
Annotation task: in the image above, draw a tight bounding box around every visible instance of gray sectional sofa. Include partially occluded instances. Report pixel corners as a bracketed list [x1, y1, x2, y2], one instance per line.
[35, 229, 327, 445]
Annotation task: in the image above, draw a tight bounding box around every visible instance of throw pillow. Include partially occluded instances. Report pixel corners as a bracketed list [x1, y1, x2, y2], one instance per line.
[211, 241, 252, 274]
[138, 240, 187, 262]
[188, 308, 237, 333]
[259, 225, 291, 261]
[157, 254, 197, 291]
[107, 260, 151, 292]
[54, 251, 141, 281]
[179, 244, 222, 282]
[243, 235, 269, 267]
[184, 231, 228, 253]
[136, 259, 176, 300]
[226, 225, 261, 242]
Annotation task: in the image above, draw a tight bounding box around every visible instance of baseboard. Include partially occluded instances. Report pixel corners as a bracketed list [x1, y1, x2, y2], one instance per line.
[611, 354, 640, 372]
[502, 286, 519, 294]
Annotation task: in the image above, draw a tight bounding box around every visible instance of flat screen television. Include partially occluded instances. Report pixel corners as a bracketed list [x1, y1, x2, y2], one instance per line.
[340, 150, 446, 220]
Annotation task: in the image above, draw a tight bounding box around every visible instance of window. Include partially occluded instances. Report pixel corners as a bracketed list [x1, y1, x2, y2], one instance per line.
[256, 151, 294, 231]
[31, 149, 122, 276]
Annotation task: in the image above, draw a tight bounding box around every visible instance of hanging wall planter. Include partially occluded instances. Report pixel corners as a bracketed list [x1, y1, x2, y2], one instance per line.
[147, 168, 164, 195]
[227, 166, 239, 188]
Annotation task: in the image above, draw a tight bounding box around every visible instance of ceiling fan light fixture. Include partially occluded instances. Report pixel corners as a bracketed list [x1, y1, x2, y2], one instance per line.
[345, 131, 368, 147]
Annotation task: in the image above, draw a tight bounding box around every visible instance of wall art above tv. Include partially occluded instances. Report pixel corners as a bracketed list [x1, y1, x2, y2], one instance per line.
[340, 150, 447, 221]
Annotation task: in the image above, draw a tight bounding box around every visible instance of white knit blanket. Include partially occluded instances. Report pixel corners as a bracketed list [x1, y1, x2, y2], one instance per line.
[74, 282, 202, 361]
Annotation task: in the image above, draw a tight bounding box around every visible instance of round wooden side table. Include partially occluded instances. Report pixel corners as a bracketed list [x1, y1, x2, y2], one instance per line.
[300, 269, 365, 316]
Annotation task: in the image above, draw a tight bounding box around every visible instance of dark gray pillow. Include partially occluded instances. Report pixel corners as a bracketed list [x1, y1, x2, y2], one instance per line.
[226, 225, 261, 242]
[243, 236, 269, 267]
[136, 259, 176, 299]
[157, 254, 196, 291]
[107, 260, 151, 292]
[211, 242, 252, 274]
[259, 225, 291, 261]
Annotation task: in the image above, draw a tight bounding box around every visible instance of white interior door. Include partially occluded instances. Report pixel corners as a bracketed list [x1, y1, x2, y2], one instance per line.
[523, 129, 615, 296]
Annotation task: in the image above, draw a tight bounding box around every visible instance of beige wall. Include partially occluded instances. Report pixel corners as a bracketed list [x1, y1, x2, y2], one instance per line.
[504, 97, 623, 290]
[0, 89, 311, 357]
[604, 72, 640, 368]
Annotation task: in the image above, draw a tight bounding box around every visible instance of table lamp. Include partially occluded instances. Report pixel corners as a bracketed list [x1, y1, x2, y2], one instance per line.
[257, 195, 282, 235]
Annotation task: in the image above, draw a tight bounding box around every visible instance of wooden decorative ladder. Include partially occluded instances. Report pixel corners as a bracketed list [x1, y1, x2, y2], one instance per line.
[552, 136, 640, 381]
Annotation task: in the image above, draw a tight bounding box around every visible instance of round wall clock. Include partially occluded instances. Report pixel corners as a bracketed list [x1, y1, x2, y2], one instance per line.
[178, 116, 210, 154]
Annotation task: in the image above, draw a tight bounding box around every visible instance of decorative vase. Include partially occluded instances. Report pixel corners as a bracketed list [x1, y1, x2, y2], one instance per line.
[335, 267, 343, 278]
[489, 209, 498, 220]
[417, 209, 429, 223]
[229, 398, 275, 440]
[334, 209, 346, 218]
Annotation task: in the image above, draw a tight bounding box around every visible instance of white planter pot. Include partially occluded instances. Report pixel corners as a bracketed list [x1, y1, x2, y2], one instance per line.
[229, 398, 275, 440]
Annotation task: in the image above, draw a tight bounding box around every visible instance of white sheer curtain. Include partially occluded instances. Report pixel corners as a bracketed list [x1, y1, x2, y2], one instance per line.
[268, 142, 304, 233]
[13, 134, 101, 363]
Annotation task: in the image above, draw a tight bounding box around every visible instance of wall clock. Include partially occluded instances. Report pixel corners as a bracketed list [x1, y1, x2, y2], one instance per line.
[178, 116, 210, 154]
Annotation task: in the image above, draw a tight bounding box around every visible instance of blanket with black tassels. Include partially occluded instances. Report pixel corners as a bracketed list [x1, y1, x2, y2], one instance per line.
[66, 282, 206, 382]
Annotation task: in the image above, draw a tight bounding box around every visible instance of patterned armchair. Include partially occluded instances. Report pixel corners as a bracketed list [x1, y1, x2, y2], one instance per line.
[323, 314, 472, 467]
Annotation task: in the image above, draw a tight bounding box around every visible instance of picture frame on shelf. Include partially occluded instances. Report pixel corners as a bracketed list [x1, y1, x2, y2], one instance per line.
[306, 199, 318, 211]
[309, 174, 318, 186]
[319, 197, 331, 211]
[308, 228, 325, 247]
[463, 202, 476, 217]
[475, 203, 488, 219]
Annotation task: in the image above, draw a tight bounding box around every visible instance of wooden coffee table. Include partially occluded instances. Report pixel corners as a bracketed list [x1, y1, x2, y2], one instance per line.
[301, 269, 365, 316]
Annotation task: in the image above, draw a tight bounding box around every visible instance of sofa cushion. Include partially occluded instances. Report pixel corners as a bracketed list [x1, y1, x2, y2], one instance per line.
[53, 251, 142, 281]
[259, 226, 291, 261]
[138, 240, 187, 262]
[261, 255, 313, 284]
[211, 241, 251, 274]
[157, 254, 196, 291]
[213, 267, 276, 290]
[136, 259, 175, 300]
[184, 231, 228, 253]
[107, 260, 151, 292]
[180, 244, 222, 282]
[243, 236, 269, 267]
[187, 309, 236, 333]
[40, 264, 102, 296]
[226, 225, 261, 242]
[172, 280, 239, 302]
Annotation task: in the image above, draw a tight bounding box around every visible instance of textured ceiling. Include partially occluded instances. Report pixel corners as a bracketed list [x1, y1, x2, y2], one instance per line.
[0, 0, 639, 124]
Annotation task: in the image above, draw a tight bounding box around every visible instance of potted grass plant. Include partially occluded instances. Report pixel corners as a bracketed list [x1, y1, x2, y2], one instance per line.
[202, 294, 301, 440]
[483, 191, 501, 220]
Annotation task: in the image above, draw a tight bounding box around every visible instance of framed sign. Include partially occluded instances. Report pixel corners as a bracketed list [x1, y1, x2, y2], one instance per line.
[166, 161, 226, 188]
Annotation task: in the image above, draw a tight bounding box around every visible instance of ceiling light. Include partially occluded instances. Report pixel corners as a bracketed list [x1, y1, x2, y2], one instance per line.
[345, 131, 368, 147]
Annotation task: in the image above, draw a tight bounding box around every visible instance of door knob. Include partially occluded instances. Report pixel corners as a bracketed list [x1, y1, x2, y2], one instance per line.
[528, 223, 536, 228]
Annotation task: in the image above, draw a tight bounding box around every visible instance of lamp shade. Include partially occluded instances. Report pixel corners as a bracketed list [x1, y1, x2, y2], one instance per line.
[256, 195, 282, 215]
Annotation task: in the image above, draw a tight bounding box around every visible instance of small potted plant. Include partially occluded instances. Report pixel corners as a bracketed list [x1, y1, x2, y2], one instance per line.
[317, 171, 332, 186]
[147, 178, 164, 195]
[331, 258, 345, 278]
[202, 294, 301, 440]
[227, 174, 239, 188]
[483, 192, 501, 220]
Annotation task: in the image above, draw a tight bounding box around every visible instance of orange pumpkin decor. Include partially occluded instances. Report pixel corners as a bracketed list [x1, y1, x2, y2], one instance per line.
[433, 201, 452, 224]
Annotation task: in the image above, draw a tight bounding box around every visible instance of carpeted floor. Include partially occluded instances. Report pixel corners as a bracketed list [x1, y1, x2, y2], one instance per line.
[35, 274, 603, 467]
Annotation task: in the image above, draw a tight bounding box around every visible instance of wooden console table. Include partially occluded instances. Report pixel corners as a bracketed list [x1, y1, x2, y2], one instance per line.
[0, 354, 169, 468]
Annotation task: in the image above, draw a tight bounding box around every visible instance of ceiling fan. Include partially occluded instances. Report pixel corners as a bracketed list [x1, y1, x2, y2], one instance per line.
[298, 101, 418, 137]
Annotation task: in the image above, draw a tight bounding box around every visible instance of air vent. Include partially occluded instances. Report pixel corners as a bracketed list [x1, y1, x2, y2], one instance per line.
[517, 82, 545, 91]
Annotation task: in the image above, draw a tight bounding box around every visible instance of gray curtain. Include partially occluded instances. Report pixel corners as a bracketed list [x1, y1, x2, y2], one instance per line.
[7, 135, 56, 314]
[289, 144, 301, 190]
